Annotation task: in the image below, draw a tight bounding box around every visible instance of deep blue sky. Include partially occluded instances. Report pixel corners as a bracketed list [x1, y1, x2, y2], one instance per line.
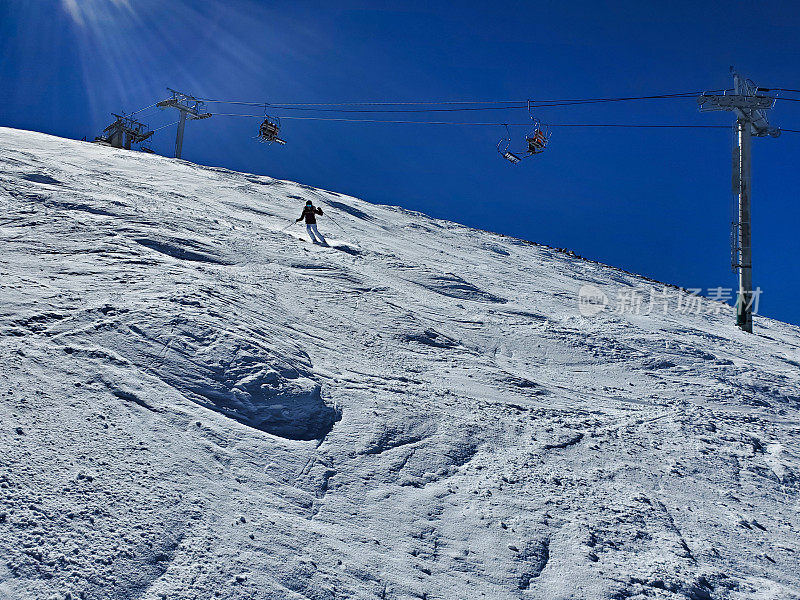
[2, 0, 799, 325]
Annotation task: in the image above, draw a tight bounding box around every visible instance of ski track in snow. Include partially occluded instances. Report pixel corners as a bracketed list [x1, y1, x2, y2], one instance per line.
[1, 127, 799, 600]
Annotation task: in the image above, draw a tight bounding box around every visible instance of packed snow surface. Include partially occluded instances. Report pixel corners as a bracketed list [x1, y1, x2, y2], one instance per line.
[1, 127, 799, 600]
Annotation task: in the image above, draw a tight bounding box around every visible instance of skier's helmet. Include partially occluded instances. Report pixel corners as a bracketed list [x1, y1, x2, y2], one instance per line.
[306, 200, 313, 206]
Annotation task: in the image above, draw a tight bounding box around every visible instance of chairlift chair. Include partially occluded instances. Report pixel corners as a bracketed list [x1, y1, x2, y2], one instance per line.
[258, 116, 286, 145]
[497, 116, 550, 164]
[497, 126, 523, 163]
[526, 127, 549, 154]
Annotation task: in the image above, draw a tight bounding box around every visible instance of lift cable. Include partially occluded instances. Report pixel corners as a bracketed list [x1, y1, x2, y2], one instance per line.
[204, 112, 750, 129]
[282, 92, 713, 106]
[124, 87, 800, 121]
[196, 90, 713, 106]
[192, 92, 711, 114]
[151, 120, 181, 132]
[126, 102, 160, 117]
[203, 94, 800, 112]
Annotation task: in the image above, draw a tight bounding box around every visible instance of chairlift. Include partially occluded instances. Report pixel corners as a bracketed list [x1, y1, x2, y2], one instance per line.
[258, 116, 286, 145]
[526, 120, 550, 154]
[497, 128, 523, 163]
[496, 103, 551, 164]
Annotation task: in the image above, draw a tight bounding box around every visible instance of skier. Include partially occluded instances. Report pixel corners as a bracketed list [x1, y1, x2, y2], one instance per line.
[296, 200, 327, 244]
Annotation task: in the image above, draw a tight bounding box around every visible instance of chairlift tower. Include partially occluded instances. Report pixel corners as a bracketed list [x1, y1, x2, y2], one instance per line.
[698, 68, 780, 333]
[101, 114, 153, 150]
[157, 88, 212, 159]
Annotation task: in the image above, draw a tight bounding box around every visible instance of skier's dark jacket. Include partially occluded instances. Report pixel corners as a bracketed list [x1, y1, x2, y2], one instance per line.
[297, 206, 323, 224]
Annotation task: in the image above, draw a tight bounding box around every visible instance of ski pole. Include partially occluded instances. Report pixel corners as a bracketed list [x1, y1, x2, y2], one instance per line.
[326, 213, 347, 235]
[279, 220, 296, 232]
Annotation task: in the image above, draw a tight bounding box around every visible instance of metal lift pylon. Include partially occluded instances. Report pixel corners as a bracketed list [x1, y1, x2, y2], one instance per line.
[698, 68, 780, 333]
[101, 114, 154, 150]
[157, 89, 212, 159]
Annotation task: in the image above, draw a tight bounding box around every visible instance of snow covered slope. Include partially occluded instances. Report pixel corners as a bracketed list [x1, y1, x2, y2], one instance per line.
[1, 127, 799, 600]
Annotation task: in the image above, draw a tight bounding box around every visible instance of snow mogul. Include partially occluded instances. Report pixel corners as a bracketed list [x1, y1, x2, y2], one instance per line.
[295, 200, 327, 244]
